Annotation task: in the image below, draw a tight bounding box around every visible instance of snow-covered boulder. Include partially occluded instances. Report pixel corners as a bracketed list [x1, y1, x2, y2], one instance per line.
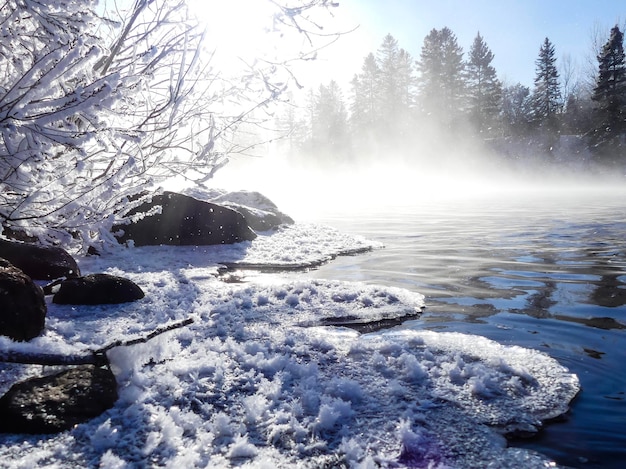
[0, 259, 46, 341]
[206, 190, 294, 231]
[114, 191, 257, 246]
[0, 239, 80, 280]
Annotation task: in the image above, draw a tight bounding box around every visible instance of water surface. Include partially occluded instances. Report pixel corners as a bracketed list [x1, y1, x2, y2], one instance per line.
[289, 189, 626, 468]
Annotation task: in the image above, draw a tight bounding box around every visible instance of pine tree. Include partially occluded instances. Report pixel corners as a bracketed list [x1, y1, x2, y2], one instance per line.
[309, 81, 350, 160]
[377, 34, 400, 108]
[375, 34, 415, 137]
[501, 83, 533, 135]
[591, 25, 626, 153]
[349, 36, 416, 154]
[466, 32, 502, 135]
[349, 53, 381, 151]
[531, 38, 561, 129]
[417, 27, 465, 125]
[396, 49, 417, 111]
[274, 91, 309, 154]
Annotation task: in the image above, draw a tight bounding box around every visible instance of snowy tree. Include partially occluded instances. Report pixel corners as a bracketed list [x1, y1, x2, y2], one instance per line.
[466, 32, 502, 135]
[531, 38, 562, 129]
[591, 25, 626, 153]
[0, 0, 121, 245]
[417, 27, 466, 126]
[0, 0, 341, 248]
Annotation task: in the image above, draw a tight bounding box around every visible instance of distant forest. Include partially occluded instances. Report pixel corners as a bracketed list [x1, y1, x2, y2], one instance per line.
[275, 25, 626, 169]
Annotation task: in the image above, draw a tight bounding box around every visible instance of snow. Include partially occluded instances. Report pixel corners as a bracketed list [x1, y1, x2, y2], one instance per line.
[0, 219, 579, 468]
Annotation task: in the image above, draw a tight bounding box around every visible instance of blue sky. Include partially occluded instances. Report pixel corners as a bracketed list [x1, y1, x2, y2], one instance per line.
[311, 0, 626, 88]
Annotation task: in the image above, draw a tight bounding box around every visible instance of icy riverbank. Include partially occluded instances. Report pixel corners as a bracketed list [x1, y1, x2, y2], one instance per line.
[0, 223, 579, 468]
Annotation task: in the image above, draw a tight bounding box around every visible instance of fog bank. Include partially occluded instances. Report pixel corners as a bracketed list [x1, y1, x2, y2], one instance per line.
[208, 149, 626, 221]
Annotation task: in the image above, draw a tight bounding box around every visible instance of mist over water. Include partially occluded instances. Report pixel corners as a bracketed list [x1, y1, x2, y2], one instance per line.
[210, 146, 626, 220]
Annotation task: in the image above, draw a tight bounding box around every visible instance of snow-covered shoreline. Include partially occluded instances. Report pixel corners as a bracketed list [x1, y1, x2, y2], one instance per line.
[0, 222, 579, 468]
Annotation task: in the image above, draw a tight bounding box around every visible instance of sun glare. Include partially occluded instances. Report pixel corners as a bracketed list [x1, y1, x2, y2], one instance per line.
[189, 0, 285, 69]
[186, 0, 358, 88]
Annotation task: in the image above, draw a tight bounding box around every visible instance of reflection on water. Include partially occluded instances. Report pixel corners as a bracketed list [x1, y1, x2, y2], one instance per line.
[296, 190, 626, 469]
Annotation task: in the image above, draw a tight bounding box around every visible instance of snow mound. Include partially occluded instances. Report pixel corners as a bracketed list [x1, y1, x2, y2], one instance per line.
[97, 222, 379, 271]
[219, 224, 379, 269]
[229, 279, 425, 327]
[0, 228, 578, 468]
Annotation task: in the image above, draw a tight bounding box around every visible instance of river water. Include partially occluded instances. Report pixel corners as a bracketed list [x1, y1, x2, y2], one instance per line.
[274, 188, 626, 469]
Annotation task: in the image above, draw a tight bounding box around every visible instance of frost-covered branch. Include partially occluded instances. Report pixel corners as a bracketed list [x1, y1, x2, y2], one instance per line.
[0, 317, 194, 367]
[0, 0, 345, 248]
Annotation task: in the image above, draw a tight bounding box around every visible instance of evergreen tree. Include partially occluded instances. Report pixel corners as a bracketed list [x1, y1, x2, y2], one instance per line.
[394, 48, 417, 136]
[309, 81, 350, 160]
[531, 38, 561, 128]
[396, 48, 417, 110]
[591, 25, 626, 154]
[377, 34, 401, 113]
[349, 53, 381, 151]
[274, 91, 309, 154]
[417, 27, 465, 125]
[501, 83, 533, 135]
[561, 89, 594, 135]
[466, 32, 502, 135]
[374, 34, 415, 137]
[349, 36, 416, 153]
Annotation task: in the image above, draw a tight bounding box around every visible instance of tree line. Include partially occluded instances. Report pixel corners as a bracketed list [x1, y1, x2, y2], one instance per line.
[280, 25, 626, 167]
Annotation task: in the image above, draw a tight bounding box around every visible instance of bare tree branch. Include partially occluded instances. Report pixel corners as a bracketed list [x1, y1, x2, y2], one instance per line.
[0, 317, 194, 367]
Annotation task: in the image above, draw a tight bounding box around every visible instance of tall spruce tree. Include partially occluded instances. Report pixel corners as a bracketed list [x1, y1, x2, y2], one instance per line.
[309, 80, 350, 160]
[591, 25, 626, 155]
[466, 32, 502, 135]
[350, 53, 381, 151]
[531, 38, 561, 129]
[377, 34, 401, 119]
[396, 48, 417, 112]
[349, 35, 415, 153]
[376, 34, 415, 136]
[417, 27, 465, 125]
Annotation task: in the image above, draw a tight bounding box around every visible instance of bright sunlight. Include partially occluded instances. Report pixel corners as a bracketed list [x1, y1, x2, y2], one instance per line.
[189, 0, 288, 70]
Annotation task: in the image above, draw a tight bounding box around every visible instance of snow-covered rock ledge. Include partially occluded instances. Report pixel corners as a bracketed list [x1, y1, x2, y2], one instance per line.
[111, 222, 380, 273]
[0, 191, 580, 468]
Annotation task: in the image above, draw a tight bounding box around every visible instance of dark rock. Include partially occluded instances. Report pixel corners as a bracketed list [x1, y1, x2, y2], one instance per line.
[0, 259, 47, 341]
[53, 273, 145, 305]
[114, 191, 257, 246]
[0, 365, 117, 434]
[87, 246, 101, 256]
[0, 239, 80, 280]
[1, 225, 39, 243]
